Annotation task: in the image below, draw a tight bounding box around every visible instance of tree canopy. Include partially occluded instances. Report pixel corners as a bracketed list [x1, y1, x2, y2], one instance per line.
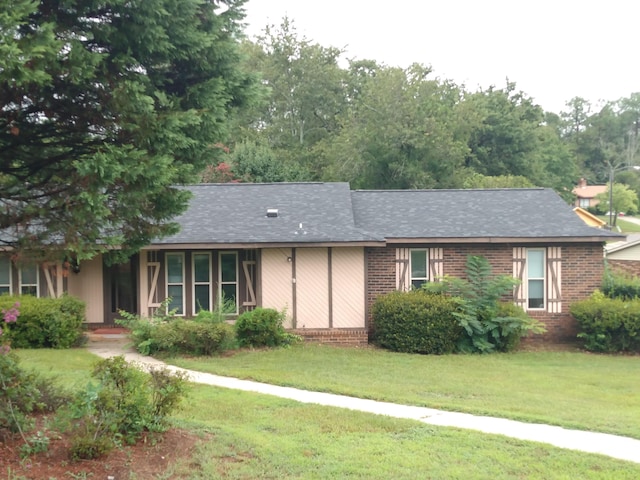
[0, 0, 255, 261]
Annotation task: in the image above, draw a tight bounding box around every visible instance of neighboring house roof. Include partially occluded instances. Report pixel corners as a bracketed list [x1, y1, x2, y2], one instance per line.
[573, 207, 607, 228]
[150, 184, 622, 248]
[152, 182, 382, 246]
[605, 233, 640, 256]
[572, 184, 607, 199]
[351, 188, 621, 242]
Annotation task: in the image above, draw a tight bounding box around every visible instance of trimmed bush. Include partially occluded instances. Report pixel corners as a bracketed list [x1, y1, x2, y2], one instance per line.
[153, 320, 236, 355]
[570, 290, 640, 352]
[235, 308, 299, 348]
[0, 295, 85, 349]
[371, 290, 462, 354]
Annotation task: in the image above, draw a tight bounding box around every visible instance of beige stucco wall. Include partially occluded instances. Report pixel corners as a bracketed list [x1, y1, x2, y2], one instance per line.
[67, 255, 103, 323]
[331, 247, 365, 328]
[261, 248, 294, 327]
[295, 248, 329, 328]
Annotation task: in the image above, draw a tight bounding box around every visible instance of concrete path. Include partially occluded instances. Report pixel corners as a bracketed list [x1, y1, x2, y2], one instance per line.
[85, 334, 640, 465]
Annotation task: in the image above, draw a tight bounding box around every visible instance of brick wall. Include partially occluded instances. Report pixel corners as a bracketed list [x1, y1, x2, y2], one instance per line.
[291, 328, 369, 346]
[366, 243, 606, 344]
[608, 259, 640, 277]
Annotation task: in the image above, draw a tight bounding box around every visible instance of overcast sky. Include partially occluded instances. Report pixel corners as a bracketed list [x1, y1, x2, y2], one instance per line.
[243, 0, 638, 115]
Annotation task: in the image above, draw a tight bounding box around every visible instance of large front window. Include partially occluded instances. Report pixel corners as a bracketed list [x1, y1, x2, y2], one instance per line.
[19, 265, 39, 296]
[527, 249, 545, 309]
[219, 252, 238, 313]
[0, 257, 11, 295]
[193, 253, 211, 313]
[410, 249, 429, 289]
[166, 253, 185, 315]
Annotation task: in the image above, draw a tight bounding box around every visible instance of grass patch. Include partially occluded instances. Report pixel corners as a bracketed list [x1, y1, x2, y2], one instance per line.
[598, 215, 640, 232]
[10, 348, 640, 478]
[168, 345, 640, 439]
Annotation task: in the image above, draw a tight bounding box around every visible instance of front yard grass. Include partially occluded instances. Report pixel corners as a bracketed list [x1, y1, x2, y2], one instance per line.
[12, 349, 640, 478]
[167, 344, 640, 439]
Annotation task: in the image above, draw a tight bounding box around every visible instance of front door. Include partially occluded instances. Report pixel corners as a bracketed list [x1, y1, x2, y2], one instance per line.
[104, 256, 138, 325]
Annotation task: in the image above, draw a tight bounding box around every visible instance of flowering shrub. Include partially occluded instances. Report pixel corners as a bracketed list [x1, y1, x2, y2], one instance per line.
[1, 301, 20, 354]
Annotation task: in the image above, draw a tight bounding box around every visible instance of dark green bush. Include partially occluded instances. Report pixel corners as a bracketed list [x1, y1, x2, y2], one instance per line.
[570, 290, 640, 352]
[602, 268, 640, 300]
[235, 307, 299, 348]
[153, 319, 236, 355]
[0, 295, 85, 348]
[372, 290, 462, 354]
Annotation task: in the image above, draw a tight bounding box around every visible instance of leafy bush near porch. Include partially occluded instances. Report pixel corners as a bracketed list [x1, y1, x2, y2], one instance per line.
[371, 290, 462, 354]
[0, 295, 85, 349]
[570, 290, 640, 352]
[118, 308, 236, 356]
[235, 308, 300, 348]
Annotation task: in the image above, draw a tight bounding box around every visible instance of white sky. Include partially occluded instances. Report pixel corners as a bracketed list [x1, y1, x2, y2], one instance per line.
[243, 0, 639, 114]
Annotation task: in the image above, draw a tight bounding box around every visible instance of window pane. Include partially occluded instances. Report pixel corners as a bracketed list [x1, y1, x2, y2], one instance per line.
[221, 284, 237, 304]
[528, 250, 544, 278]
[411, 250, 427, 278]
[528, 280, 544, 308]
[193, 254, 210, 283]
[167, 255, 183, 283]
[167, 285, 184, 314]
[412, 279, 426, 289]
[195, 285, 210, 311]
[220, 254, 237, 282]
[21, 285, 37, 296]
[0, 257, 10, 285]
[21, 265, 37, 285]
[0, 286, 9, 295]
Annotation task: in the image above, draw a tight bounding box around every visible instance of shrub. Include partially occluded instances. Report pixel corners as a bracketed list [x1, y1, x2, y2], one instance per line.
[372, 290, 462, 354]
[0, 295, 85, 349]
[423, 255, 545, 353]
[66, 356, 189, 459]
[235, 308, 299, 348]
[118, 305, 236, 356]
[570, 290, 640, 352]
[602, 268, 640, 300]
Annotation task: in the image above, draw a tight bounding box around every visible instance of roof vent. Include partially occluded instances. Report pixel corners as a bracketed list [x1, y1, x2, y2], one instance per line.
[266, 208, 278, 218]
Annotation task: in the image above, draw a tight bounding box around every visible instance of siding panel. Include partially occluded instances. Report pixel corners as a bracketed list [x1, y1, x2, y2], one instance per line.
[68, 255, 104, 323]
[261, 249, 294, 327]
[332, 247, 365, 328]
[296, 248, 329, 329]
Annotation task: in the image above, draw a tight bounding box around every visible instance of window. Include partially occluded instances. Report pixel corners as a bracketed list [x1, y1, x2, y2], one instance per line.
[19, 264, 39, 296]
[166, 253, 185, 315]
[579, 198, 590, 208]
[410, 249, 429, 288]
[193, 253, 211, 312]
[527, 249, 545, 309]
[219, 252, 238, 314]
[0, 257, 11, 295]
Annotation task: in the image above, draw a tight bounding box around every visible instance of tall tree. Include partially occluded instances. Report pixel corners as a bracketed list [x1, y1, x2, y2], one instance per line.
[0, 0, 255, 260]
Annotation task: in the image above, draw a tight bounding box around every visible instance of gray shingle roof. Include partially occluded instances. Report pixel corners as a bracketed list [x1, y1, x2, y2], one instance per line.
[153, 182, 381, 245]
[152, 184, 620, 246]
[351, 188, 621, 240]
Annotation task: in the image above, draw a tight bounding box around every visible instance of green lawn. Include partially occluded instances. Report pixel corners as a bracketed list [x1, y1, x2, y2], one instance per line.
[598, 215, 640, 232]
[167, 344, 640, 439]
[13, 348, 640, 479]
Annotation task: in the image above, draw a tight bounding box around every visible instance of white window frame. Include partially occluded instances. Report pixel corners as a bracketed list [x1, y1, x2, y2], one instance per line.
[218, 251, 238, 314]
[19, 264, 39, 297]
[579, 198, 590, 208]
[0, 257, 12, 295]
[165, 253, 185, 316]
[526, 248, 546, 310]
[192, 252, 212, 313]
[410, 249, 429, 289]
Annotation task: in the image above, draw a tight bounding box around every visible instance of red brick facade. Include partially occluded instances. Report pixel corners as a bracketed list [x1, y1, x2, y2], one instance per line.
[366, 243, 606, 344]
[608, 259, 640, 277]
[291, 328, 369, 346]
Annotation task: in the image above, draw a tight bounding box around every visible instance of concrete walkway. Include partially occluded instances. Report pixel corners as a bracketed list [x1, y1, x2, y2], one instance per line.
[85, 334, 640, 465]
